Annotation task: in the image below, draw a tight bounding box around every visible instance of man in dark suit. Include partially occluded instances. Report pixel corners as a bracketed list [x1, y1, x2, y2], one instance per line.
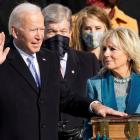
[0, 2, 127, 140]
[42, 3, 105, 140]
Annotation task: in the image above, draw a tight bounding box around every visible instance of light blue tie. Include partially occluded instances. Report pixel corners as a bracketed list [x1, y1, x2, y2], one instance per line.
[27, 56, 41, 87]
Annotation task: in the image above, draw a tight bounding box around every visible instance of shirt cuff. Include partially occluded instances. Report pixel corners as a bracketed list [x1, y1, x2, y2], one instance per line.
[89, 100, 101, 113]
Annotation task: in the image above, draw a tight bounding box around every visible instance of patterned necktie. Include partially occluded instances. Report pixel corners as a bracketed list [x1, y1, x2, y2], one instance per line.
[27, 56, 40, 87]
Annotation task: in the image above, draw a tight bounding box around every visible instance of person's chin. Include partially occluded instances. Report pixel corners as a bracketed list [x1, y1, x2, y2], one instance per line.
[105, 65, 113, 70]
[30, 47, 41, 53]
[34, 48, 41, 52]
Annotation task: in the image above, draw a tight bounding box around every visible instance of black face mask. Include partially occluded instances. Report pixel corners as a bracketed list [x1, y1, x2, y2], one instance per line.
[43, 35, 70, 57]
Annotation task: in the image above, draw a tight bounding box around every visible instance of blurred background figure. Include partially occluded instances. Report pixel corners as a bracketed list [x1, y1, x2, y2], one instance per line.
[71, 6, 112, 69]
[84, 27, 140, 140]
[42, 3, 99, 140]
[86, 0, 139, 34]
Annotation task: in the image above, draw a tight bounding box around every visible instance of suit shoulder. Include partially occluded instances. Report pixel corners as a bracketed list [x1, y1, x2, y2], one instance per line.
[40, 48, 59, 59]
[70, 49, 96, 59]
[88, 74, 101, 81]
[40, 48, 54, 55]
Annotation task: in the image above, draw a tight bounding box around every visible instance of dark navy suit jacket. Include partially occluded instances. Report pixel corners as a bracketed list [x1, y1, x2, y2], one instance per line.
[0, 44, 91, 140]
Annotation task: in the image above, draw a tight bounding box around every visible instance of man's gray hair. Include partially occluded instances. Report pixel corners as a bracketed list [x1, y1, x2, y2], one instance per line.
[42, 3, 72, 27]
[8, 2, 42, 35]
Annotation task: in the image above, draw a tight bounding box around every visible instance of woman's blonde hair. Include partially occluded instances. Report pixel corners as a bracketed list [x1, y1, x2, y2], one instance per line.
[71, 5, 112, 50]
[100, 27, 140, 74]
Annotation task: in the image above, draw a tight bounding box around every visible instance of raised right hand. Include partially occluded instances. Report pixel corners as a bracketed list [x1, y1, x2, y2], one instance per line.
[0, 32, 10, 64]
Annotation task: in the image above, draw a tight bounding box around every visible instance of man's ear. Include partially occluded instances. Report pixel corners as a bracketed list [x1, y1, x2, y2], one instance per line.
[11, 26, 18, 39]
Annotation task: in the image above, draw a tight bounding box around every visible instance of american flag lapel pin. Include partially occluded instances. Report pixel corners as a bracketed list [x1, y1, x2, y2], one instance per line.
[71, 70, 75, 74]
[42, 58, 47, 61]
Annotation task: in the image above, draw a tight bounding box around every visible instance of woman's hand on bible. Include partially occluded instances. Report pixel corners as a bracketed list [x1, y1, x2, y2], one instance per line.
[91, 101, 128, 117]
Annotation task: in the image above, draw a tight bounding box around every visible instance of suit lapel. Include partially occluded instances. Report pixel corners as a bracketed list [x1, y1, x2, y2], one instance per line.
[36, 51, 49, 93]
[125, 73, 140, 113]
[64, 50, 79, 80]
[101, 72, 118, 110]
[8, 43, 50, 94]
[8, 47, 38, 92]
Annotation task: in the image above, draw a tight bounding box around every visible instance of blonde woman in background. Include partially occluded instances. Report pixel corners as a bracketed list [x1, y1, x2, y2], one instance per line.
[71, 6, 112, 63]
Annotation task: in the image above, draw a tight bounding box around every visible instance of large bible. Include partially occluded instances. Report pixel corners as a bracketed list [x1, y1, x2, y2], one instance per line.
[91, 115, 140, 140]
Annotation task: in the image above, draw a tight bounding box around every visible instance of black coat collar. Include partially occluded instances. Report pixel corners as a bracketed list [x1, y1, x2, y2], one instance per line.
[7, 43, 49, 94]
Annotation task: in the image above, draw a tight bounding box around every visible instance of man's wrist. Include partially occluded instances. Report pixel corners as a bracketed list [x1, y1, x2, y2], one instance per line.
[89, 100, 101, 113]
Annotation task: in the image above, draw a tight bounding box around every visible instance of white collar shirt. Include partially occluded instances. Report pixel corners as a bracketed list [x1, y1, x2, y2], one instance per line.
[13, 41, 41, 79]
[60, 53, 68, 77]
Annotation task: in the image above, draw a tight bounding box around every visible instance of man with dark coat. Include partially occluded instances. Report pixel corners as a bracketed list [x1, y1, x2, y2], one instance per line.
[0, 2, 127, 140]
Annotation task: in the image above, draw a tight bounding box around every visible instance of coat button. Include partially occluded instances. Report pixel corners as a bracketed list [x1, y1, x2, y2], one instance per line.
[41, 124, 46, 128]
[39, 99, 44, 104]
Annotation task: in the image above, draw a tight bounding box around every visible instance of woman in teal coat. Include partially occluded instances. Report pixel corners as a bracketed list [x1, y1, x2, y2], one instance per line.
[84, 27, 140, 140]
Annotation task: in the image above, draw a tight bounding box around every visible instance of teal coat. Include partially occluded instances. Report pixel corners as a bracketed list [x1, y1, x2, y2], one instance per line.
[84, 71, 140, 140]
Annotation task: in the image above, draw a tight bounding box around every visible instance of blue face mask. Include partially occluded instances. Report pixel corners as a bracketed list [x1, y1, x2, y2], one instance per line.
[81, 31, 104, 49]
